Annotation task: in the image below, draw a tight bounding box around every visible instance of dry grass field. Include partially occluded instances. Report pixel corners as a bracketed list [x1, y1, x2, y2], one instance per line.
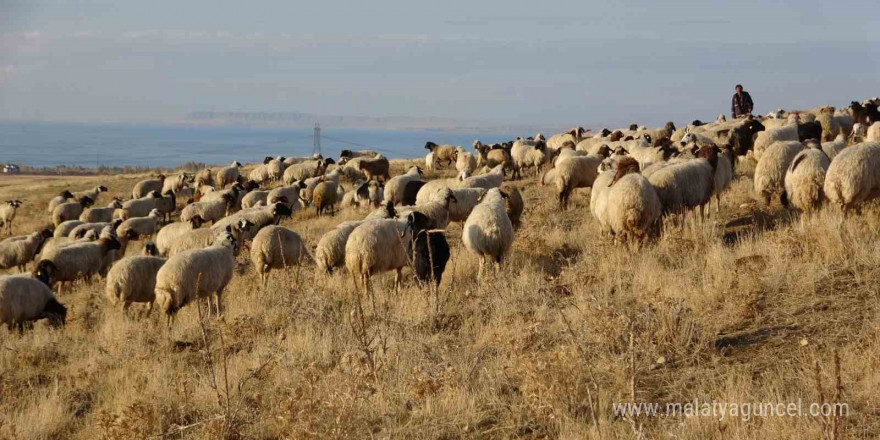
[0, 158, 877, 439]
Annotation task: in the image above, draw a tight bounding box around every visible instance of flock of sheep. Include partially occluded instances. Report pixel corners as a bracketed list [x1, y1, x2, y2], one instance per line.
[2, 97, 880, 333]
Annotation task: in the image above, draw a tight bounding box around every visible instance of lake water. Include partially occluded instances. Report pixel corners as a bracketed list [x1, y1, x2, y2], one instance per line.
[0, 121, 520, 169]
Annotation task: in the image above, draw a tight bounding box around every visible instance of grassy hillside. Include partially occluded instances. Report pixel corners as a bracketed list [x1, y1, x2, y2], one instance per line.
[0, 160, 876, 439]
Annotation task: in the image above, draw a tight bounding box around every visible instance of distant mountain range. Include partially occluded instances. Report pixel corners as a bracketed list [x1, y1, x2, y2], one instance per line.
[182, 111, 569, 134]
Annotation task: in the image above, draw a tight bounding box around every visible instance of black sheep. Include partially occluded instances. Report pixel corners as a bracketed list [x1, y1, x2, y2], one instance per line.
[401, 180, 426, 206]
[403, 212, 450, 287]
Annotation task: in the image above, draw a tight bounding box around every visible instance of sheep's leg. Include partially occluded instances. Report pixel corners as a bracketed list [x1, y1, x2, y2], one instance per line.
[395, 268, 403, 293]
[715, 194, 721, 213]
[122, 302, 131, 317]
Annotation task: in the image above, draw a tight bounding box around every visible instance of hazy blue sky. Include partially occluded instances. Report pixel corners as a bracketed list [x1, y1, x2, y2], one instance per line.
[1, 0, 878, 128]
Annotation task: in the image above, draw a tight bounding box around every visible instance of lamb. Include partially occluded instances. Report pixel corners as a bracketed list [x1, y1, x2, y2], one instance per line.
[104, 251, 167, 314]
[117, 209, 163, 240]
[643, 146, 717, 218]
[459, 165, 505, 190]
[821, 134, 847, 160]
[642, 122, 677, 145]
[284, 159, 326, 184]
[74, 186, 109, 203]
[180, 193, 233, 225]
[0, 229, 53, 272]
[384, 166, 423, 205]
[153, 190, 177, 223]
[52, 196, 94, 227]
[154, 230, 237, 329]
[782, 145, 831, 212]
[868, 122, 880, 142]
[754, 141, 804, 206]
[552, 154, 606, 209]
[357, 155, 391, 182]
[0, 200, 22, 235]
[403, 212, 449, 287]
[0, 274, 67, 332]
[241, 189, 270, 209]
[503, 185, 523, 228]
[345, 217, 414, 295]
[132, 175, 166, 199]
[200, 184, 245, 213]
[211, 203, 293, 241]
[462, 188, 514, 277]
[711, 145, 736, 212]
[455, 147, 478, 174]
[34, 236, 122, 293]
[154, 215, 205, 256]
[216, 161, 243, 188]
[47, 190, 75, 213]
[424, 152, 436, 172]
[250, 226, 314, 284]
[312, 180, 339, 216]
[361, 180, 384, 207]
[823, 141, 880, 212]
[118, 191, 162, 220]
[595, 157, 662, 244]
[80, 198, 124, 223]
[316, 221, 366, 273]
[424, 142, 457, 167]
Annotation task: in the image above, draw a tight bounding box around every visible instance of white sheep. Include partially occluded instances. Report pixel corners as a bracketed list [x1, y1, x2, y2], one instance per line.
[552, 154, 605, 209]
[462, 188, 514, 277]
[69, 219, 121, 239]
[510, 140, 549, 179]
[216, 161, 243, 188]
[643, 147, 717, 218]
[268, 182, 307, 209]
[180, 194, 232, 225]
[426, 187, 486, 223]
[241, 189, 270, 209]
[117, 209, 163, 240]
[345, 217, 413, 295]
[0, 229, 52, 272]
[104, 253, 166, 314]
[132, 175, 166, 199]
[753, 124, 799, 160]
[783, 145, 830, 212]
[824, 141, 880, 212]
[0, 274, 66, 331]
[34, 236, 122, 294]
[118, 191, 162, 220]
[154, 215, 205, 256]
[47, 190, 74, 213]
[80, 198, 124, 223]
[754, 141, 803, 206]
[397, 188, 457, 230]
[868, 122, 880, 142]
[384, 166, 423, 205]
[250, 225, 313, 284]
[316, 221, 365, 274]
[75, 185, 109, 203]
[0, 200, 22, 235]
[711, 146, 735, 212]
[154, 230, 237, 329]
[266, 157, 287, 182]
[52, 196, 94, 227]
[596, 157, 661, 245]
[211, 202, 293, 242]
[455, 147, 478, 174]
[821, 134, 847, 161]
[283, 160, 325, 184]
[458, 164, 505, 190]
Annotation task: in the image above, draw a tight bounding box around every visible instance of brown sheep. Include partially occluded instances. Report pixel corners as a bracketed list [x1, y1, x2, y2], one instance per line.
[357, 155, 390, 182]
[424, 142, 457, 167]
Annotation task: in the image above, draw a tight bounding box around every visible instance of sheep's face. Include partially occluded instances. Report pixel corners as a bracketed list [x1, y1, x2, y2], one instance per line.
[61, 190, 75, 199]
[745, 120, 765, 134]
[424, 142, 437, 151]
[80, 196, 95, 207]
[33, 261, 56, 287]
[44, 299, 67, 328]
[215, 229, 237, 250]
[143, 242, 159, 256]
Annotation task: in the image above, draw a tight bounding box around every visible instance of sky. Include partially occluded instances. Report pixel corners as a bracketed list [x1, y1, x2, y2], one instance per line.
[1, 0, 878, 129]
